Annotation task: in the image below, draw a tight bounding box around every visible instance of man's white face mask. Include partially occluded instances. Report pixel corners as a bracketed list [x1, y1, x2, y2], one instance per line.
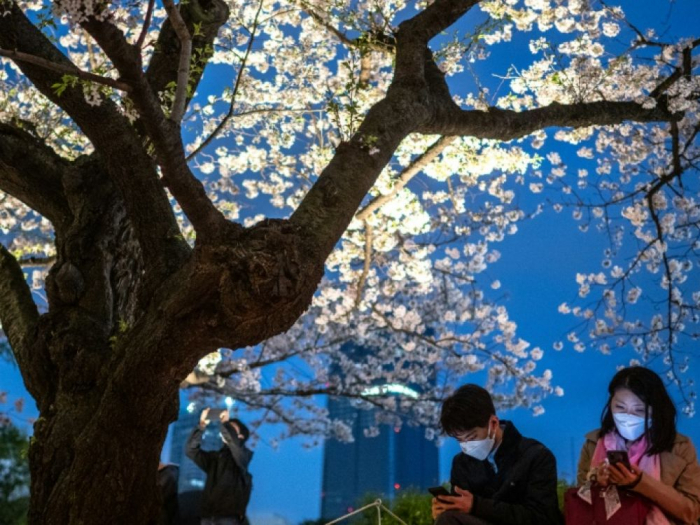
[459, 420, 496, 461]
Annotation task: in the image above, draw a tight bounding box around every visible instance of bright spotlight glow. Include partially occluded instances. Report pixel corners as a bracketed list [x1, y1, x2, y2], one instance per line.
[361, 383, 419, 399]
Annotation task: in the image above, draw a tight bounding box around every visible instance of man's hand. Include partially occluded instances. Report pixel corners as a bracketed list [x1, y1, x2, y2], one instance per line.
[199, 408, 210, 429]
[431, 486, 474, 518]
[220, 410, 230, 423]
[608, 462, 642, 487]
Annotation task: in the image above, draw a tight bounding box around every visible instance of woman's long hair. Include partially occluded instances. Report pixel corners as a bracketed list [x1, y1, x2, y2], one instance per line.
[599, 366, 677, 455]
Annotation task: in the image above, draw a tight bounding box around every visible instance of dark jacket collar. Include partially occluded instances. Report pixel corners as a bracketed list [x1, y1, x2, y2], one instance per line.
[493, 420, 522, 465]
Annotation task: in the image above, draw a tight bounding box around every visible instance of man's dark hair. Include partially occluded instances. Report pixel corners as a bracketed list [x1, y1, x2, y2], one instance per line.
[231, 418, 250, 443]
[440, 384, 496, 437]
[599, 366, 676, 455]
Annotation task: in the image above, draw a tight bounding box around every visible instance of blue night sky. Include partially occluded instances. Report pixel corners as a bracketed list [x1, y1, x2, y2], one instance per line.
[1, 1, 699, 524]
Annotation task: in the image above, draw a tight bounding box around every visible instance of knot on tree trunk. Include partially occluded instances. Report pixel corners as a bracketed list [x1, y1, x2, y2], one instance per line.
[192, 219, 324, 345]
[53, 262, 85, 304]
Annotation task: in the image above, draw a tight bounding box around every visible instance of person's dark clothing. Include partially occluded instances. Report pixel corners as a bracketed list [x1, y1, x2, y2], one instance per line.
[186, 422, 254, 520]
[436, 510, 493, 525]
[157, 464, 179, 525]
[449, 420, 562, 525]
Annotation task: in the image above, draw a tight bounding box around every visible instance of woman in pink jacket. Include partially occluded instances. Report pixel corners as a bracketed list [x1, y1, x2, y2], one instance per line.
[577, 366, 700, 525]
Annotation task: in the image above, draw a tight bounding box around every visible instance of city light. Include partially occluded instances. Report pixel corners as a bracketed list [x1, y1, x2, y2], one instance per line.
[361, 383, 420, 399]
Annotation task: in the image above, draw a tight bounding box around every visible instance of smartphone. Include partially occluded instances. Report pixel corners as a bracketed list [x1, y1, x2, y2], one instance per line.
[607, 450, 631, 470]
[428, 486, 451, 499]
[206, 408, 227, 421]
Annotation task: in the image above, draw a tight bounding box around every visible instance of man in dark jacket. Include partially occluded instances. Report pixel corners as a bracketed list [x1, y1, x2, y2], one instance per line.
[186, 408, 254, 525]
[432, 384, 562, 525]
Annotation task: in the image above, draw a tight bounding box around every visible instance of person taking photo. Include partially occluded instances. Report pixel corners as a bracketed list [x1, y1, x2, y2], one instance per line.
[186, 408, 254, 525]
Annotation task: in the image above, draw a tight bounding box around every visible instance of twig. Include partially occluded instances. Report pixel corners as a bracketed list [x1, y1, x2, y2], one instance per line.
[135, 0, 156, 49]
[355, 136, 455, 220]
[162, 0, 192, 123]
[298, 2, 354, 47]
[354, 220, 372, 309]
[0, 48, 131, 92]
[186, 0, 265, 160]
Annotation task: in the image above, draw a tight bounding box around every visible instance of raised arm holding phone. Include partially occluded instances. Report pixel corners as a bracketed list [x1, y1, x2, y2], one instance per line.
[186, 408, 254, 525]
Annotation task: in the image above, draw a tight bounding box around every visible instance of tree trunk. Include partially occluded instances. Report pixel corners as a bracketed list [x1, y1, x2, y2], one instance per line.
[19, 158, 183, 525]
[28, 370, 179, 525]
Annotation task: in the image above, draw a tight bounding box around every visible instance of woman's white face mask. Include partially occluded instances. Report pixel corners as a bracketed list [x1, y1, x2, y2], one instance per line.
[613, 412, 649, 441]
[459, 420, 496, 460]
[610, 388, 650, 441]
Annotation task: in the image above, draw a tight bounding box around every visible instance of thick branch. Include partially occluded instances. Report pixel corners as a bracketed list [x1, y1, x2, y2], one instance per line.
[145, 0, 230, 107]
[290, 1, 479, 258]
[82, 16, 228, 238]
[20, 255, 57, 268]
[0, 244, 52, 406]
[420, 100, 678, 139]
[398, 0, 482, 43]
[0, 3, 187, 270]
[393, 0, 480, 86]
[290, 96, 425, 258]
[0, 122, 71, 226]
[0, 244, 39, 355]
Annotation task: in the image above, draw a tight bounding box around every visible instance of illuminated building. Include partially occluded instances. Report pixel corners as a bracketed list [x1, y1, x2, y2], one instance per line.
[320, 346, 439, 519]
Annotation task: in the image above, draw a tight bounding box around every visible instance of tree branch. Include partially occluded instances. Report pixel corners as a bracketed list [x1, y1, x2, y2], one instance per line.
[0, 243, 50, 403]
[355, 136, 455, 221]
[135, 0, 156, 49]
[161, 0, 192, 123]
[0, 3, 188, 270]
[355, 221, 372, 309]
[398, 0, 482, 43]
[0, 48, 132, 92]
[0, 122, 71, 226]
[186, 0, 264, 161]
[290, 0, 480, 259]
[144, 0, 230, 109]
[298, 2, 354, 47]
[19, 255, 57, 268]
[0, 244, 39, 351]
[82, 14, 229, 239]
[419, 100, 678, 139]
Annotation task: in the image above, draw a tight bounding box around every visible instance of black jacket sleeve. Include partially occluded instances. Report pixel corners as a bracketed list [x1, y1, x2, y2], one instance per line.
[471, 447, 561, 525]
[185, 427, 214, 471]
[220, 422, 252, 471]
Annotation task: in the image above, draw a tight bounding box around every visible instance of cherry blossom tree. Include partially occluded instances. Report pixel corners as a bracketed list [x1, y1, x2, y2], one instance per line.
[0, 0, 697, 522]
